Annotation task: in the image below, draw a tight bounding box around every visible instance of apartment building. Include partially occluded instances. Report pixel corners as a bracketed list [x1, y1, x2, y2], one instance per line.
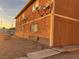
[15, 0, 79, 47]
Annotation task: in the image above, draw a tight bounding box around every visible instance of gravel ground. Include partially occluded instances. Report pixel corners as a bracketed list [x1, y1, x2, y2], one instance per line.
[0, 33, 46, 59]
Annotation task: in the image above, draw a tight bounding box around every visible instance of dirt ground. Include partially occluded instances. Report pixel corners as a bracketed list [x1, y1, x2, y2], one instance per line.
[0, 33, 46, 59]
[1, 33, 79, 59]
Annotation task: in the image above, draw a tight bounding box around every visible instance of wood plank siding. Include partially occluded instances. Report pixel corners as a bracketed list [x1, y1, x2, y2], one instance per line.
[15, 0, 79, 47]
[15, 0, 52, 46]
[54, 0, 79, 46]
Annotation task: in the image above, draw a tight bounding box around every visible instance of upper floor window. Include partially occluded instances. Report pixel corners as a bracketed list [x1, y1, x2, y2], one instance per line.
[22, 14, 25, 19]
[22, 13, 28, 23]
[32, 1, 53, 16]
[32, 5, 36, 11]
[32, 0, 39, 11]
[23, 16, 28, 23]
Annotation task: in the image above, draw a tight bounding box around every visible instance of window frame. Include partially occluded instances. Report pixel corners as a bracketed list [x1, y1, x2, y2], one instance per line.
[30, 23, 38, 32]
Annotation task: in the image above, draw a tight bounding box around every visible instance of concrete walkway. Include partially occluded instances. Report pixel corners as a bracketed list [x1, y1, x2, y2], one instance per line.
[15, 45, 79, 59]
[52, 45, 79, 52]
[27, 49, 61, 59]
[15, 49, 61, 59]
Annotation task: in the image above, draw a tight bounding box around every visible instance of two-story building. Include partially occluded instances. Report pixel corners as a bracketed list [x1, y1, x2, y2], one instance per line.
[15, 0, 79, 47]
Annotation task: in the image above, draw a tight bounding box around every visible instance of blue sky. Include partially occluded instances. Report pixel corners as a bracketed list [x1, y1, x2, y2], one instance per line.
[0, 0, 29, 28]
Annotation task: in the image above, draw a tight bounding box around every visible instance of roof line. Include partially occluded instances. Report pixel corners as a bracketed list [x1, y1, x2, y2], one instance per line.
[15, 0, 35, 19]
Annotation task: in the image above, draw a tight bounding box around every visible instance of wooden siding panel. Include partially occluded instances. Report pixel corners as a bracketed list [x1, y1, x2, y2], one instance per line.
[29, 16, 51, 38]
[55, 0, 79, 19]
[72, 22, 79, 44]
[39, 0, 51, 6]
[16, 0, 51, 38]
[54, 16, 79, 46]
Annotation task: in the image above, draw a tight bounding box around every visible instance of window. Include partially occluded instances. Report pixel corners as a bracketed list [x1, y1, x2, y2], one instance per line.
[32, 5, 36, 11]
[32, 0, 39, 11]
[19, 26, 23, 32]
[24, 16, 28, 22]
[19, 17, 20, 22]
[18, 17, 21, 25]
[35, 0, 39, 7]
[31, 24, 38, 32]
[22, 14, 25, 19]
[24, 16, 28, 19]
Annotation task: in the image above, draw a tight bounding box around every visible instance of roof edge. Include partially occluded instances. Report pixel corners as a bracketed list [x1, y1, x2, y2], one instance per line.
[15, 0, 35, 19]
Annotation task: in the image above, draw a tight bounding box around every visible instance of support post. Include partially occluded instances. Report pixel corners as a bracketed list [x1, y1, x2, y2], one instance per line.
[49, 0, 55, 47]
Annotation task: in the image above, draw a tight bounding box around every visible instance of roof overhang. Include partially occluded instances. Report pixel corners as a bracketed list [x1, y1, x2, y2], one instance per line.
[15, 0, 35, 19]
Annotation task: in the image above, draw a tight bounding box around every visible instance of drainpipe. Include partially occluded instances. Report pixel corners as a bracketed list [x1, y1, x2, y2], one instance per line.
[49, 0, 55, 47]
